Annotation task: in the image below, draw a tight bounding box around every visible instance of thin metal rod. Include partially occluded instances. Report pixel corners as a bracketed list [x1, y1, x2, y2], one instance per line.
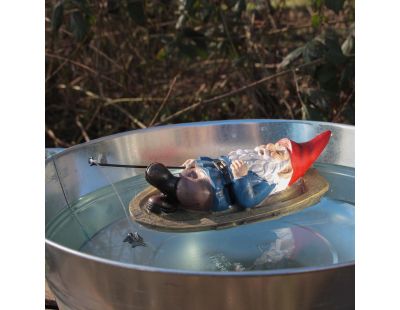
[88, 157, 184, 169]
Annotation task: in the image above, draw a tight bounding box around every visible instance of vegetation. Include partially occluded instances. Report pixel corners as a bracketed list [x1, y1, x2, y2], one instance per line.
[45, 0, 354, 147]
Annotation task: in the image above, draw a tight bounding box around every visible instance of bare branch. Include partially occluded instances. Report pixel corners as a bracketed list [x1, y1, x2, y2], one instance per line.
[149, 76, 178, 126]
[111, 105, 147, 129]
[156, 59, 323, 125]
[332, 89, 354, 123]
[46, 126, 71, 148]
[75, 115, 90, 142]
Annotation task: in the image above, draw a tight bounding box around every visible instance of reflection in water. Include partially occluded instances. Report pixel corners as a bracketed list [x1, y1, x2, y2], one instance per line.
[80, 196, 353, 271]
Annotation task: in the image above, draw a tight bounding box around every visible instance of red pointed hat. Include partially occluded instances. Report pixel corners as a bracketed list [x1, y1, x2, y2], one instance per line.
[277, 130, 332, 185]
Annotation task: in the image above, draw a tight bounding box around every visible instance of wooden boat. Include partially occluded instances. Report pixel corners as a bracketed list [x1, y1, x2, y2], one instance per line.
[129, 168, 329, 232]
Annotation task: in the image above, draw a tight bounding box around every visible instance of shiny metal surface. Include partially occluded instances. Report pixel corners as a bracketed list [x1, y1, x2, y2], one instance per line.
[45, 120, 355, 310]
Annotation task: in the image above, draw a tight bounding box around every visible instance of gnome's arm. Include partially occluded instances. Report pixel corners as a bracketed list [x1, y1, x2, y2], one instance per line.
[230, 159, 276, 209]
[232, 173, 276, 209]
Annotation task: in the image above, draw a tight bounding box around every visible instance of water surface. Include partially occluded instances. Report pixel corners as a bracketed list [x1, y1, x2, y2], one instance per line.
[46, 163, 354, 272]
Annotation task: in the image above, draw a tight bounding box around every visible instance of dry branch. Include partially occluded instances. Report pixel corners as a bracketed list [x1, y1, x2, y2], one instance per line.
[156, 59, 323, 125]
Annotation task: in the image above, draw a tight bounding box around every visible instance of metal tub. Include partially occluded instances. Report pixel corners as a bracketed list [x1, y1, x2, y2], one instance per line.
[45, 120, 354, 310]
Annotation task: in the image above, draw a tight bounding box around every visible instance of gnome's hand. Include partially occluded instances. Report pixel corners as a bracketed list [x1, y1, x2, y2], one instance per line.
[183, 159, 196, 169]
[231, 160, 249, 179]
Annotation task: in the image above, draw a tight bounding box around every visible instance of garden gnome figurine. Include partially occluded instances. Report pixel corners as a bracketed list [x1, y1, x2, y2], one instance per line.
[144, 130, 331, 213]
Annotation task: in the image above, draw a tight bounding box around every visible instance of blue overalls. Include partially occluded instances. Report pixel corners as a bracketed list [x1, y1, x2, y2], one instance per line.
[196, 156, 276, 212]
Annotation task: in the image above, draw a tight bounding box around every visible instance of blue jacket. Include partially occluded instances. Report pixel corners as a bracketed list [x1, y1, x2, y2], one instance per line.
[196, 156, 276, 212]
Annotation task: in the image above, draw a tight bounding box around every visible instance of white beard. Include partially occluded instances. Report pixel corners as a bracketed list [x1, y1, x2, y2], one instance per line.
[227, 148, 292, 194]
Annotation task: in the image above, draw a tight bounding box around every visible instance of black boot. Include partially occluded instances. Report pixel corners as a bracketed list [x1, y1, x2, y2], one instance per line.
[145, 162, 180, 201]
[144, 194, 178, 214]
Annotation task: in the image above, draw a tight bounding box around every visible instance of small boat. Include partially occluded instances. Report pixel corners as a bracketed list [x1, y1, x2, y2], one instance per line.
[129, 168, 329, 232]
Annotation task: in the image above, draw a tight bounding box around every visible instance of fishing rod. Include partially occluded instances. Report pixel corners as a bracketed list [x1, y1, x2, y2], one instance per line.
[88, 157, 185, 169]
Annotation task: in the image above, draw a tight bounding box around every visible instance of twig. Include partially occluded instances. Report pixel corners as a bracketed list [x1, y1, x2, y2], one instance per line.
[75, 115, 90, 142]
[149, 76, 178, 126]
[281, 99, 295, 119]
[332, 89, 354, 122]
[46, 126, 71, 147]
[45, 53, 125, 89]
[155, 59, 323, 125]
[89, 43, 125, 71]
[46, 53, 98, 75]
[84, 104, 102, 132]
[88, 43, 137, 83]
[58, 84, 165, 105]
[220, 10, 239, 58]
[112, 105, 147, 129]
[57, 84, 148, 129]
[104, 97, 165, 106]
[266, 19, 350, 35]
[292, 69, 307, 119]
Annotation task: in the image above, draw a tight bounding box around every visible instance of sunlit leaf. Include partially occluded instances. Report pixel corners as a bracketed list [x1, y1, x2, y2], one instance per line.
[156, 47, 167, 60]
[311, 14, 321, 28]
[175, 14, 186, 29]
[301, 103, 310, 120]
[246, 2, 256, 11]
[342, 34, 355, 56]
[234, 0, 246, 14]
[279, 46, 304, 68]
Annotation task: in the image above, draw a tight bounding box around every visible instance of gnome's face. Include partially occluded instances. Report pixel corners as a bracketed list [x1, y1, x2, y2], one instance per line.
[255, 140, 294, 181]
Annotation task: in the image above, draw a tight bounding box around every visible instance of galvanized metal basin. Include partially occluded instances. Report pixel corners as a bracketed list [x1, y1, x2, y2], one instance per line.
[45, 120, 354, 310]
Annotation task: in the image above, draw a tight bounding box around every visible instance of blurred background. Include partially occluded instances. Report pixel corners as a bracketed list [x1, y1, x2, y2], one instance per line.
[45, 0, 354, 147]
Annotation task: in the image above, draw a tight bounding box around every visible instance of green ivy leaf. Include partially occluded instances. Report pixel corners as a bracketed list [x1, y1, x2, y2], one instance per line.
[70, 11, 88, 41]
[324, 0, 344, 14]
[127, 0, 146, 26]
[311, 14, 321, 28]
[156, 47, 167, 60]
[51, 1, 64, 33]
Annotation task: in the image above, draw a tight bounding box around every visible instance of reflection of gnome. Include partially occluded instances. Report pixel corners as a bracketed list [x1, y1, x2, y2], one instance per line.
[145, 131, 331, 213]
